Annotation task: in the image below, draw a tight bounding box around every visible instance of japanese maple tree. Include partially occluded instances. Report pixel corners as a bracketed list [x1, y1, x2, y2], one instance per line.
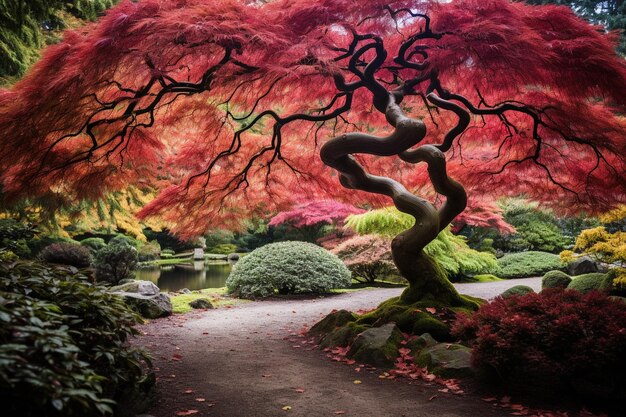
[1, 0, 625, 304]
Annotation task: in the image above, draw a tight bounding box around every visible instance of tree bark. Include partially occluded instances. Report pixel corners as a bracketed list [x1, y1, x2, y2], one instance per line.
[321, 91, 475, 307]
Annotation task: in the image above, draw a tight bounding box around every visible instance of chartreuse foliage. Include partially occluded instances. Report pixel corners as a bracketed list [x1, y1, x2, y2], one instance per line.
[0, 0, 117, 83]
[561, 219, 626, 294]
[345, 207, 497, 279]
[226, 241, 351, 299]
[0, 260, 151, 416]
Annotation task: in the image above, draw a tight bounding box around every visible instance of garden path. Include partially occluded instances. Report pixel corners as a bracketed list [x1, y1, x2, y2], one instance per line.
[135, 278, 541, 417]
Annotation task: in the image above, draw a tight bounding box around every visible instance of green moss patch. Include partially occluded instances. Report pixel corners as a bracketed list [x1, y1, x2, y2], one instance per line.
[169, 287, 244, 314]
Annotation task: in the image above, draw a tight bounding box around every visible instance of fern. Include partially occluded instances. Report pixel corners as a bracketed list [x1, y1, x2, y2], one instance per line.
[345, 207, 497, 278]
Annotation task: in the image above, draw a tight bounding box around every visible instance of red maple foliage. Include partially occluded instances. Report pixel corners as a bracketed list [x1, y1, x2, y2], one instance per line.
[330, 234, 397, 283]
[0, 0, 624, 238]
[268, 200, 364, 228]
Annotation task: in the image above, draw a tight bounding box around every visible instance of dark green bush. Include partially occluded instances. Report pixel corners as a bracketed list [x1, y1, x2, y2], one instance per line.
[108, 234, 140, 248]
[40, 243, 92, 268]
[0, 260, 151, 416]
[567, 273, 610, 294]
[27, 235, 79, 257]
[80, 237, 107, 253]
[226, 241, 351, 298]
[542, 270, 572, 290]
[94, 242, 138, 284]
[0, 218, 36, 257]
[496, 200, 569, 253]
[496, 251, 563, 278]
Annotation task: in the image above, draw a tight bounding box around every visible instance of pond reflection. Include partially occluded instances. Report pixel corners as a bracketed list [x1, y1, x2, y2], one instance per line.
[135, 262, 232, 292]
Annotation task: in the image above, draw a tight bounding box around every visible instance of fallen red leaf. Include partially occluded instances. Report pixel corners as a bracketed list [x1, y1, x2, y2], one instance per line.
[175, 410, 199, 416]
[334, 411, 346, 415]
[183, 389, 193, 394]
[295, 388, 305, 393]
[195, 398, 205, 402]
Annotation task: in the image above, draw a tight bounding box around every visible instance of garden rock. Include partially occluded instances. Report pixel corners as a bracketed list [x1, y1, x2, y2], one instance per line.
[110, 280, 172, 318]
[347, 323, 403, 368]
[189, 298, 214, 309]
[180, 288, 192, 294]
[415, 343, 474, 378]
[567, 256, 599, 276]
[406, 333, 437, 354]
[308, 309, 357, 339]
[110, 280, 160, 296]
[227, 253, 240, 261]
[120, 293, 172, 318]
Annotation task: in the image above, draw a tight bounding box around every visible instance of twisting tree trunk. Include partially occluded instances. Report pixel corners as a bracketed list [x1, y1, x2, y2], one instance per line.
[321, 90, 474, 307]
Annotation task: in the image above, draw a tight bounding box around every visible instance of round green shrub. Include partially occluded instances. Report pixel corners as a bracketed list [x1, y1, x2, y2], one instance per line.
[80, 237, 107, 253]
[501, 285, 535, 298]
[567, 273, 610, 294]
[40, 242, 92, 268]
[226, 241, 351, 298]
[94, 241, 138, 284]
[542, 270, 572, 290]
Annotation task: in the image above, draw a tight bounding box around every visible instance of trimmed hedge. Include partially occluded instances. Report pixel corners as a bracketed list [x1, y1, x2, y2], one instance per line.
[226, 241, 351, 298]
[567, 273, 610, 294]
[542, 270, 572, 290]
[501, 285, 535, 298]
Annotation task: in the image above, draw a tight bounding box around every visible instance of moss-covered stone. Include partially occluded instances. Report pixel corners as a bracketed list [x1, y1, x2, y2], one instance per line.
[355, 296, 475, 341]
[405, 333, 438, 355]
[500, 285, 535, 298]
[319, 322, 368, 348]
[347, 323, 403, 368]
[415, 343, 474, 378]
[188, 298, 214, 309]
[567, 273, 609, 294]
[541, 270, 572, 290]
[308, 309, 357, 340]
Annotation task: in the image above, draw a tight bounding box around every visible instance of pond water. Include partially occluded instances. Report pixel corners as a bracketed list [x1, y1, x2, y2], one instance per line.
[135, 261, 232, 292]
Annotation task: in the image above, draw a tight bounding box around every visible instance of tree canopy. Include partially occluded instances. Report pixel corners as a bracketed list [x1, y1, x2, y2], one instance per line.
[0, 0, 625, 238]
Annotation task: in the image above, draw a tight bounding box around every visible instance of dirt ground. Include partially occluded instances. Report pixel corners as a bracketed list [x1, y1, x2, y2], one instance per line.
[134, 279, 543, 417]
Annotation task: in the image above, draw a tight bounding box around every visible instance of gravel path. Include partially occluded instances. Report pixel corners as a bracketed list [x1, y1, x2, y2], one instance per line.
[135, 279, 541, 417]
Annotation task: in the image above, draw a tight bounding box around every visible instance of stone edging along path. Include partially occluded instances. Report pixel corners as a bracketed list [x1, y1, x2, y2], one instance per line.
[134, 279, 543, 417]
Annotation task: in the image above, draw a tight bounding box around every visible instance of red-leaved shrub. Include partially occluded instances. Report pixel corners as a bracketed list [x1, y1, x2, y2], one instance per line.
[40, 243, 92, 268]
[452, 289, 626, 399]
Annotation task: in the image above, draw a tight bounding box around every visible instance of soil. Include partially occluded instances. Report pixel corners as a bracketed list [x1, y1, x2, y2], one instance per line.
[134, 279, 542, 417]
